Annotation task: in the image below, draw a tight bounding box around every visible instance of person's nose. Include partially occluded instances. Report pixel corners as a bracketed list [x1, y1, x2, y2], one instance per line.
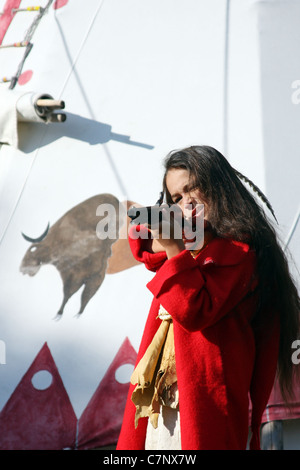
[182, 193, 193, 208]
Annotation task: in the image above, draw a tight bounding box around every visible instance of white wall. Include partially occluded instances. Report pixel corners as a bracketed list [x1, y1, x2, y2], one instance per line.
[0, 0, 226, 419]
[0, 0, 299, 447]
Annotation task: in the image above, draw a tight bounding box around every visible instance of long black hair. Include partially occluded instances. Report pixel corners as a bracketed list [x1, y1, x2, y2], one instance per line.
[162, 145, 300, 401]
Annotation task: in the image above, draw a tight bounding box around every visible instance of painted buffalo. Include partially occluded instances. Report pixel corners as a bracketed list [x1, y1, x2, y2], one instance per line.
[20, 194, 140, 318]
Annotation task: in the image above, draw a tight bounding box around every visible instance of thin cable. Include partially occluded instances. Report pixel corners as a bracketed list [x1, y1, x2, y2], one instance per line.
[0, 0, 127, 247]
[9, 0, 54, 89]
[0, 126, 49, 245]
[55, 0, 106, 101]
[284, 205, 300, 251]
[54, 0, 129, 198]
[0, 1, 54, 244]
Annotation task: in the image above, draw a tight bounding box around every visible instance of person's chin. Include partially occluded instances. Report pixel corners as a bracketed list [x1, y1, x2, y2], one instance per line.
[183, 235, 204, 251]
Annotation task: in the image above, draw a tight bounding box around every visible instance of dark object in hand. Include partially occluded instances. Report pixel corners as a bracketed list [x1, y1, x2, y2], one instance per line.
[127, 192, 166, 226]
[127, 204, 167, 226]
[127, 192, 185, 228]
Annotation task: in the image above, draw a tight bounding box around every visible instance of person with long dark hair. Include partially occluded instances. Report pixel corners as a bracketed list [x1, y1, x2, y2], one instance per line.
[117, 145, 300, 450]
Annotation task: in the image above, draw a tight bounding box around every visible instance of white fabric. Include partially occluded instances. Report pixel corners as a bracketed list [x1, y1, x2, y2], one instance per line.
[145, 406, 181, 450]
[16, 92, 52, 123]
[0, 87, 19, 147]
[157, 304, 172, 321]
[0, 88, 53, 147]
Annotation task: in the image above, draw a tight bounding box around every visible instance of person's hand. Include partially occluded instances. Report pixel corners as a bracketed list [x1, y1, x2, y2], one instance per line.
[147, 205, 185, 259]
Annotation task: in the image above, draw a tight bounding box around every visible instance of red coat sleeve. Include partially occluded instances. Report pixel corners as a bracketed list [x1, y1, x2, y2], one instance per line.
[128, 224, 167, 272]
[146, 238, 257, 332]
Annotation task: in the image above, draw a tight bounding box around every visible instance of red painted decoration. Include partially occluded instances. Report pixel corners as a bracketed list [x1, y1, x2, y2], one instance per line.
[77, 337, 137, 449]
[0, 343, 77, 450]
[18, 70, 33, 85]
[0, 0, 22, 45]
[0, 338, 137, 449]
[53, 0, 69, 9]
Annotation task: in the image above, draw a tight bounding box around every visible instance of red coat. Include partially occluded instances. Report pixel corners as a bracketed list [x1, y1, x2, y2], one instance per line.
[117, 226, 280, 450]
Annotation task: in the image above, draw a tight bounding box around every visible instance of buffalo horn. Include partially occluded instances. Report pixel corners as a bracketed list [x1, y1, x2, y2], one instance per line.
[21, 222, 50, 243]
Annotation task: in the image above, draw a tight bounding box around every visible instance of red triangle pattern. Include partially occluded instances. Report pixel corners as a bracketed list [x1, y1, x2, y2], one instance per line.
[1, 337, 300, 449]
[0, 343, 77, 450]
[0, 338, 137, 450]
[77, 337, 137, 449]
